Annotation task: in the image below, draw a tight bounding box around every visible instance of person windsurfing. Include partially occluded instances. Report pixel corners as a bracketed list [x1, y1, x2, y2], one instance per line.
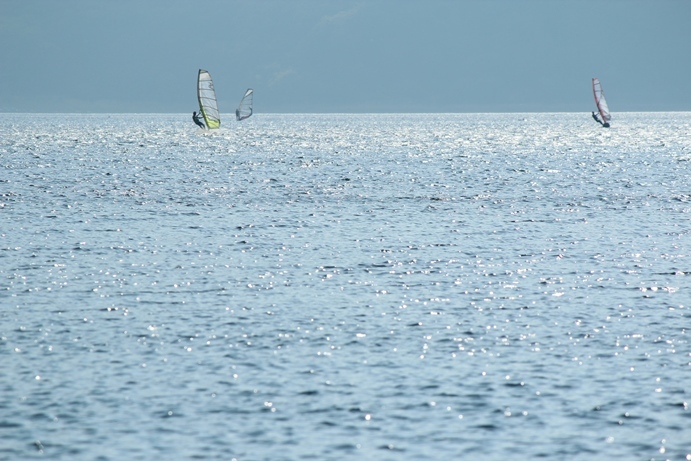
[591, 111, 604, 127]
[193, 111, 206, 130]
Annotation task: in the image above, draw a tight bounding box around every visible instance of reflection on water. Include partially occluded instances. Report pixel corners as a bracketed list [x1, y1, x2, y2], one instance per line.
[1, 113, 690, 460]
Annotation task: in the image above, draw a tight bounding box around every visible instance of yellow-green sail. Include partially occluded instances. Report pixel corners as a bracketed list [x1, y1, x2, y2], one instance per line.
[197, 69, 221, 129]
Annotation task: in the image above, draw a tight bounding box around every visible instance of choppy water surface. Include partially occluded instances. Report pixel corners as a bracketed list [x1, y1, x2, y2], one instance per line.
[1, 112, 690, 460]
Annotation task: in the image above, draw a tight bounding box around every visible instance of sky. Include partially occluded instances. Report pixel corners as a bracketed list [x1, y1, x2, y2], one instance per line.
[1, 0, 689, 113]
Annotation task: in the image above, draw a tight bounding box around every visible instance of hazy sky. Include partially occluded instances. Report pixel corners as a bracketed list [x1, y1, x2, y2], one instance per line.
[1, 0, 689, 113]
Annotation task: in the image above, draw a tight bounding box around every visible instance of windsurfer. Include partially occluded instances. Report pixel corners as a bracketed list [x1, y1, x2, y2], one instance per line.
[591, 111, 604, 126]
[193, 111, 206, 129]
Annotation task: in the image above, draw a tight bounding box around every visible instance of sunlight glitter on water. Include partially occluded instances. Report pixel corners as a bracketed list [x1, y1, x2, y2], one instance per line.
[1, 112, 690, 460]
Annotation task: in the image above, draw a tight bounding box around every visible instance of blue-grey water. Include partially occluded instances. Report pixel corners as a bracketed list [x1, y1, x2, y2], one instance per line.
[1, 112, 690, 460]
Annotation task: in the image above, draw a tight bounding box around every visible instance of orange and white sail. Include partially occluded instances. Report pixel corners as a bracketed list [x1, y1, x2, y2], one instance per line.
[592, 78, 611, 124]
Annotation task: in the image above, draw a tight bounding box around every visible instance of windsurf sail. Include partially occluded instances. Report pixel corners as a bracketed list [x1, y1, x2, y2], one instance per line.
[236, 88, 253, 121]
[197, 69, 220, 129]
[592, 78, 611, 126]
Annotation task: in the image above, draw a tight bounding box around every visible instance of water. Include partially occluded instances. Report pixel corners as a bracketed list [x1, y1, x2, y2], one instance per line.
[1, 112, 690, 460]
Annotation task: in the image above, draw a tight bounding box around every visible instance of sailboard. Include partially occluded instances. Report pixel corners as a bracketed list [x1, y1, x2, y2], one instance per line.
[592, 77, 611, 127]
[197, 69, 221, 129]
[236, 88, 254, 121]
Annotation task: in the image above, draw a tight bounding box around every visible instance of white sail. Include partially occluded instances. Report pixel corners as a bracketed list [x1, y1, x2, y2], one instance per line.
[197, 69, 220, 129]
[236, 88, 253, 121]
[592, 78, 611, 124]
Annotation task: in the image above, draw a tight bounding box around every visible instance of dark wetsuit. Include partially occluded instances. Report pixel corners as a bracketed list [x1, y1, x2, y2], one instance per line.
[591, 111, 603, 126]
[193, 111, 205, 129]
